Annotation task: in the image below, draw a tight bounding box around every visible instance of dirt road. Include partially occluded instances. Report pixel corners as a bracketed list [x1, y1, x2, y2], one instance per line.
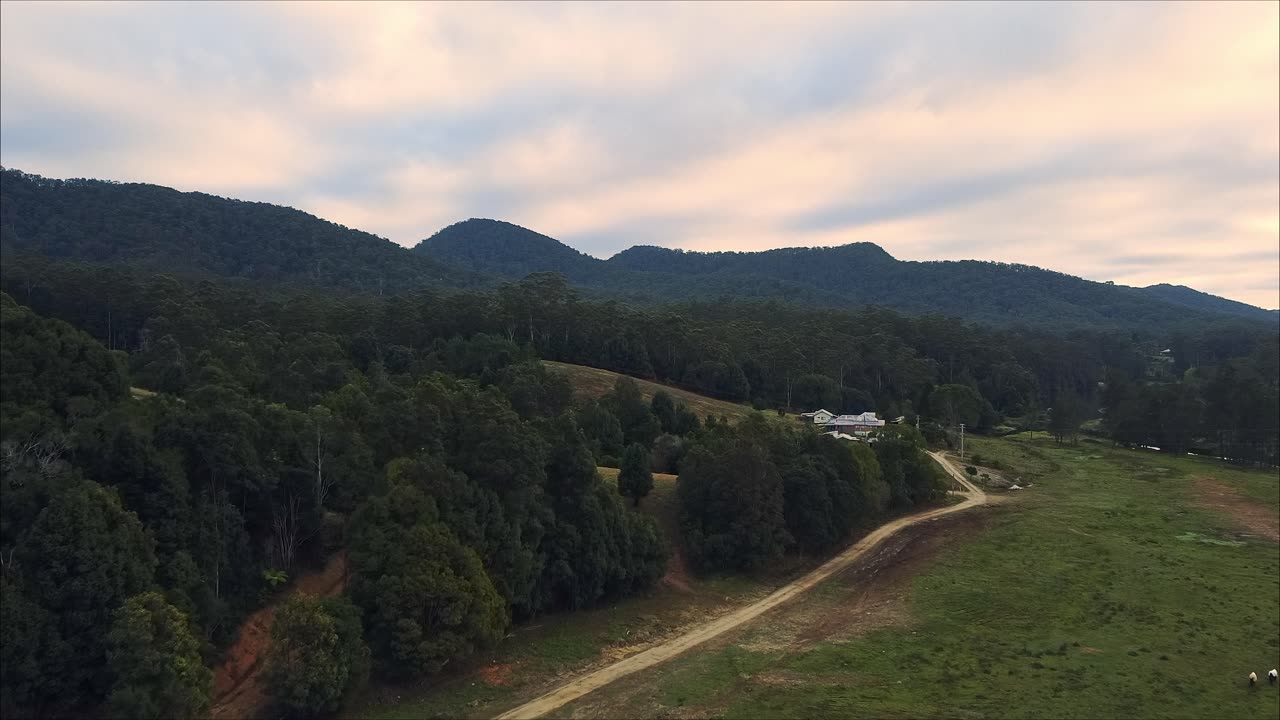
[210, 552, 349, 719]
[495, 452, 985, 720]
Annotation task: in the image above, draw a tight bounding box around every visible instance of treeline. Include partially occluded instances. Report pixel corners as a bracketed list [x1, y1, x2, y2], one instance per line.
[679, 418, 944, 570]
[0, 259, 1186, 415]
[1098, 344, 1279, 465]
[0, 293, 668, 718]
[3, 256, 1274, 455]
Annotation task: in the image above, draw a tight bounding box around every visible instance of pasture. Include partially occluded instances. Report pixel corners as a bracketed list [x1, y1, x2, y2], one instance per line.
[558, 435, 1280, 719]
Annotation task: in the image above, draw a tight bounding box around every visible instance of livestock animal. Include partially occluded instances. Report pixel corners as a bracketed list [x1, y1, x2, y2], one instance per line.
[1269, 669, 1277, 685]
[1249, 671, 1258, 686]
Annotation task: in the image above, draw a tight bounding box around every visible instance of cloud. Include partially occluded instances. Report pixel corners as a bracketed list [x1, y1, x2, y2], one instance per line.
[1, 1, 1276, 307]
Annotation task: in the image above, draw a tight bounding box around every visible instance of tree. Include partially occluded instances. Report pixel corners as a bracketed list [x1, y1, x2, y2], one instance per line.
[1049, 392, 1087, 445]
[618, 443, 654, 506]
[0, 293, 127, 436]
[105, 592, 211, 720]
[603, 377, 661, 447]
[650, 391, 676, 433]
[649, 433, 684, 474]
[347, 482, 507, 678]
[13, 481, 157, 708]
[780, 455, 838, 553]
[927, 384, 984, 429]
[670, 403, 701, 436]
[265, 596, 369, 717]
[792, 374, 841, 412]
[575, 400, 623, 460]
[678, 433, 789, 571]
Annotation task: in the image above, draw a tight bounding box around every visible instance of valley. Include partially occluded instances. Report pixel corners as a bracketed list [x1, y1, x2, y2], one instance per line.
[3, 5, 1277, 720]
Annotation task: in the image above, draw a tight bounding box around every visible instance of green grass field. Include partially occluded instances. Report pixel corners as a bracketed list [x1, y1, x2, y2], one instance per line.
[557, 435, 1280, 719]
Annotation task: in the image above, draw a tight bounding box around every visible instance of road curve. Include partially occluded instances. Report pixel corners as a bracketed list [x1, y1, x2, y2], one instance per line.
[495, 451, 986, 720]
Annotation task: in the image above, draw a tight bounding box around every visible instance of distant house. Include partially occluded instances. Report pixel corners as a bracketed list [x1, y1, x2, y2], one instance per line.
[800, 409, 835, 425]
[804, 409, 886, 438]
[825, 411, 886, 436]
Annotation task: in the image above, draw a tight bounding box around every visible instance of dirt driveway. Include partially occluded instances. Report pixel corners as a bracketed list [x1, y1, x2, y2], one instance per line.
[494, 452, 985, 720]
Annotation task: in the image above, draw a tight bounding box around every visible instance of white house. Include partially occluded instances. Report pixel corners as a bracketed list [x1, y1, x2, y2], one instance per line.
[800, 409, 835, 425]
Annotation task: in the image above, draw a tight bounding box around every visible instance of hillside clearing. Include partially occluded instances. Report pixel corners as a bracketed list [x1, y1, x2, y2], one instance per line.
[543, 361, 767, 422]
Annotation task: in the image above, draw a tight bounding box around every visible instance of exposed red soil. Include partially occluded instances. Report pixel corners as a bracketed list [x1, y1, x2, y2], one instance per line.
[480, 662, 517, 688]
[210, 552, 349, 719]
[1191, 476, 1279, 542]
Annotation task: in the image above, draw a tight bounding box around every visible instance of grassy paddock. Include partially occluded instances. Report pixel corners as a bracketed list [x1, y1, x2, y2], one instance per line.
[577, 435, 1279, 719]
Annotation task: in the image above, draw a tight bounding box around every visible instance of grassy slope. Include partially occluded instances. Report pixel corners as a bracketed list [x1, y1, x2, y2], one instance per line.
[543, 360, 772, 423]
[583, 436, 1279, 719]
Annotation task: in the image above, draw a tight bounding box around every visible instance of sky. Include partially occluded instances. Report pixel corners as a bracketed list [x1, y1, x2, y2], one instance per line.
[2, 1, 1277, 309]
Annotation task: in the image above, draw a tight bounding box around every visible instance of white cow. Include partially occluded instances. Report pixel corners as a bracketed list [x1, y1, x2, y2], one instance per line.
[1269, 668, 1278, 685]
[1248, 671, 1258, 686]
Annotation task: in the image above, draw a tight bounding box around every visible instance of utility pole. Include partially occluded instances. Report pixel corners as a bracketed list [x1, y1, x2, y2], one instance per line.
[915, 414, 920, 430]
[959, 423, 965, 458]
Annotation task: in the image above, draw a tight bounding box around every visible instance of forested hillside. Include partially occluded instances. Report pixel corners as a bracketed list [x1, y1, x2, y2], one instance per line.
[416, 220, 1277, 332]
[1140, 283, 1279, 322]
[3, 169, 1270, 333]
[0, 169, 482, 294]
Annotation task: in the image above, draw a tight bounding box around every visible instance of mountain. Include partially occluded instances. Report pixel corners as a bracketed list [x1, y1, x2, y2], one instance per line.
[1140, 283, 1277, 321]
[416, 222, 1276, 333]
[419, 218, 604, 281]
[3, 169, 1272, 334]
[0, 169, 481, 293]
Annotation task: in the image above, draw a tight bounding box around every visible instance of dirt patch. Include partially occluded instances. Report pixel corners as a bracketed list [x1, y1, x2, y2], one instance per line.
[661, 546, 694, 594]
[1080, 646, 1103, 655]
[210, 552, 349, 719]
[480, 663, 516, 688]
[1191, 476, 1279, 542]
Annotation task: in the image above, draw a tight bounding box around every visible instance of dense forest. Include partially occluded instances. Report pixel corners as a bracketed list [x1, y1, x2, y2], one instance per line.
[1, 168, 1277, 718]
